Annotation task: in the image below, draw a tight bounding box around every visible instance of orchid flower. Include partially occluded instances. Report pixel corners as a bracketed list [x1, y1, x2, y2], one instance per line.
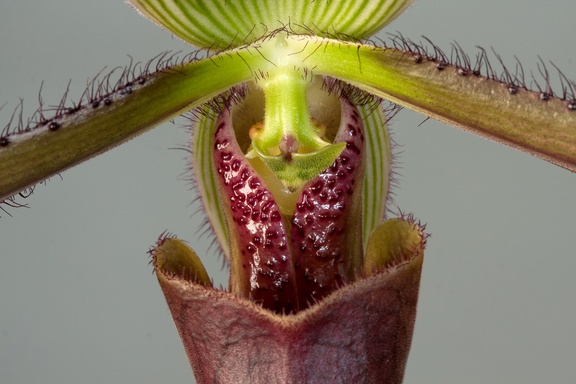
[1, 0, 569, 384]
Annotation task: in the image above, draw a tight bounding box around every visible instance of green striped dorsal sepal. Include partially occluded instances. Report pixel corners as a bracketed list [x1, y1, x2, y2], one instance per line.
[126, 0, 414, 49]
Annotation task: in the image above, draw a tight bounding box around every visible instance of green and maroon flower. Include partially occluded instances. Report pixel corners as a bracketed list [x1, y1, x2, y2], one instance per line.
[129, 0, 426, 382]
[2, 1, 576, 383]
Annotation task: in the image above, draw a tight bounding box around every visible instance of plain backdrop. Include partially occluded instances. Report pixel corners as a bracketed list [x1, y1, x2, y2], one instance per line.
[1, 1, 575, 383]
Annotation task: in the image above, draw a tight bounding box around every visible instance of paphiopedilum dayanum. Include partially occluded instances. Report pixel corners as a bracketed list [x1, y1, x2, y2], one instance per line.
[132, 2, 427, 382]
[1, 0, 576, 383]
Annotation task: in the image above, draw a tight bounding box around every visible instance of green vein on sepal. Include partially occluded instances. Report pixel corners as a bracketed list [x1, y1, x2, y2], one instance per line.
[126, 0, 414, 49]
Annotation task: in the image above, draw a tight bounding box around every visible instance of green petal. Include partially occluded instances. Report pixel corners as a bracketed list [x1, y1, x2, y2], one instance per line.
[297, 37, 576, 172]
[0, 47, 256, 202]
[127, 0, 414, 49]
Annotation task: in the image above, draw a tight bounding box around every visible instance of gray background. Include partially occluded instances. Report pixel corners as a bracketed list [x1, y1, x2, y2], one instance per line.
[1, 1, 575, 383]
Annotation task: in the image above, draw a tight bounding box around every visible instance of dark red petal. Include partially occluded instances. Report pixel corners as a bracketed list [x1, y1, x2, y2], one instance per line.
[213, 108, 298, 313]
[291, 100, 365, 309]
